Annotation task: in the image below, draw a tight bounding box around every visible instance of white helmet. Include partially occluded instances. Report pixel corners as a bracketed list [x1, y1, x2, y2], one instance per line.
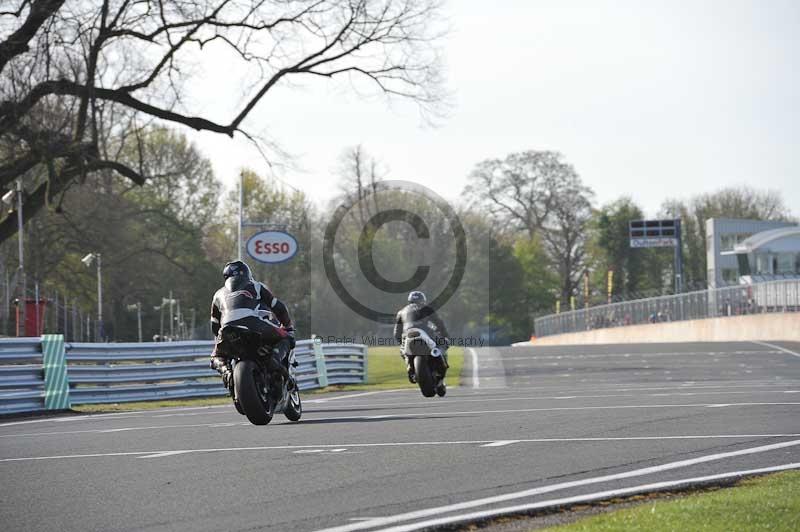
[408, 291, 426, 305]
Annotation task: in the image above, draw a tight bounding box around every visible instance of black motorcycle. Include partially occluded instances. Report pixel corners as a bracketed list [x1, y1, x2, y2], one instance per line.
[403, 328, 447, 398]
[217, 325, 302, 425]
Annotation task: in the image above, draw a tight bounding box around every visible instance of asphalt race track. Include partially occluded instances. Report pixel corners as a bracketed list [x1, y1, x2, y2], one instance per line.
[2, 341, 799, 531]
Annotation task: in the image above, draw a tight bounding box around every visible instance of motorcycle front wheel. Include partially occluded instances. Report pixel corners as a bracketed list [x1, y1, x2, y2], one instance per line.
[234, 360, 274, 425]
[284, 386, 302, 421]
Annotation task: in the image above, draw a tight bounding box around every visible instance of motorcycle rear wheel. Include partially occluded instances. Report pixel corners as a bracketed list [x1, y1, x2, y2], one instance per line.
[234, 360, 274, 425]
[414, 356, 436, 397]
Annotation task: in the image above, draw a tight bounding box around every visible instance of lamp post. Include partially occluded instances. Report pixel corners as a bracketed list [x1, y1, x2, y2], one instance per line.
[81, 252, 102, 341]
[3, 179, 25, 336]
[126, 302, 142, 342]
[154, 295, 177, 340]
[168, 290, 174, 339]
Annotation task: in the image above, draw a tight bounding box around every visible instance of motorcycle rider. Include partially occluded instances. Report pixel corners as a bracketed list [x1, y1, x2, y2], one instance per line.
[209, 260, 296, 396]
[394, 291, 450, 387]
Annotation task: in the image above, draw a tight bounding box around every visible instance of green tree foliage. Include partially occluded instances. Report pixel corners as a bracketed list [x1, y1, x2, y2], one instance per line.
[0, 127, 221, 340]
[590, 198, 666, 300]
[514, 236, 558, 316]
[314, 146, 534, 343]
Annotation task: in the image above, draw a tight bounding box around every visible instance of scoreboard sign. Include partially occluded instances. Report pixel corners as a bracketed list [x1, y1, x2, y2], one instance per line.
[246, 231, 298, 264]
[629, 219, 679, 248]
[630, 237, 676, 248]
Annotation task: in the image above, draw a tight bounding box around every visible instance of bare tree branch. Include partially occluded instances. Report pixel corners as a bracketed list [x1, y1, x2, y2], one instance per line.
[0, 0, 64, 74]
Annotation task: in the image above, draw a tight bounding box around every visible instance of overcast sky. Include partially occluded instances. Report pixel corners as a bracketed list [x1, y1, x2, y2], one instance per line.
[186, 0, 799, 217]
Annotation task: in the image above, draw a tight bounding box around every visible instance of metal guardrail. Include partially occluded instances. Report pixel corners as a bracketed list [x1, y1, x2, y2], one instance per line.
[0, 338, 44, 414]
[0, 338, 368, 415]
[534, 279, 800, 337]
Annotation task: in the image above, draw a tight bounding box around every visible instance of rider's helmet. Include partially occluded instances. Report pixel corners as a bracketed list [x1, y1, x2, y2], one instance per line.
[223, 260, 252, 291]
[408, 291, 426, 305]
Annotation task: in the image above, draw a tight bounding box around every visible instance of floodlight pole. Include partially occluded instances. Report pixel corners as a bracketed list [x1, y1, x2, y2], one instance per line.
[96, 253, 103, 340]
[169, 290, 174, 339]
[674, 219, 683, 294]
[136, 302, 142, 343]
[16, 178, 26, 336]
[238, 172, 244, 260]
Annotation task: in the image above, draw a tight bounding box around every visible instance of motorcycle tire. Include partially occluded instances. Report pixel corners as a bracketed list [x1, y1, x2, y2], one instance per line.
[414, 356, 436, 397]
[234, 360, 273, 425]
[284, 387, 302, 422]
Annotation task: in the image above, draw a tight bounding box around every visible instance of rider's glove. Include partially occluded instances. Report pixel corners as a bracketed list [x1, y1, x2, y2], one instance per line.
[285, 326, 297, 349]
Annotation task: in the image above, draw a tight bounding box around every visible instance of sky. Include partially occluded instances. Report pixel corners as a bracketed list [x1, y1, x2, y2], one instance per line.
[186, 0, 800, 217]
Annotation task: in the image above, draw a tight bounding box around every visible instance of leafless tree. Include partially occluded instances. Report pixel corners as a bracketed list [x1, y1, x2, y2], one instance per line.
[0, 0, 446, 242]
[334, 144, 385, 225]
[540, 175, 594, 303]
[464, 151, 579, 240]
[464, 150, 595, 302]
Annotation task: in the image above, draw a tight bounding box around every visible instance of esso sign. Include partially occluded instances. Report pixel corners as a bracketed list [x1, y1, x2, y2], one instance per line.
[246, 231, 298, 264]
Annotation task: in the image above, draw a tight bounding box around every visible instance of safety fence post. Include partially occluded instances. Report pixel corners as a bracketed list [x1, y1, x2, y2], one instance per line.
[42, 334, 71, 410]
[361, 344, 369, 383]
[313, 337, 328, 388]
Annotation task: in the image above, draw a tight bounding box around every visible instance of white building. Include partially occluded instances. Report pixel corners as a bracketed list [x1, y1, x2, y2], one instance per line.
[705, 218, 797, 288]
[724, 226, 800, 283]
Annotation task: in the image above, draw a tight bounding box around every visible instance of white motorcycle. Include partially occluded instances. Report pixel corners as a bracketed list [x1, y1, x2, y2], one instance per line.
[402, 328, 448, 397]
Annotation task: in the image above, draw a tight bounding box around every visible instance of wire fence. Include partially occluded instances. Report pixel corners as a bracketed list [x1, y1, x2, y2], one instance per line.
[534, 279, 800, 337]
[0, 281, 201, 342]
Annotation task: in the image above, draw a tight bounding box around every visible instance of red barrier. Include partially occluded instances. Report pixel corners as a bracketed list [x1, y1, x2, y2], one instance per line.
[15, 299, 48, 337]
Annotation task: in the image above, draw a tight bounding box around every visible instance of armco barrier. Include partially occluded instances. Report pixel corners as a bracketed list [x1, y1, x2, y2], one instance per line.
[0, 337, 368, 415]
[0, 338, 45, 415]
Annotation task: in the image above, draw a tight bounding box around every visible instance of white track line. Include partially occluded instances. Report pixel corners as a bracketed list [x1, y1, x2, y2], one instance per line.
[306, 390, 411, 404]
[312, 439, 800, 532]
[0, 411, 147, 428]
[308, 388, 800, 410]
[2, 402, 799, 439]
[369, 463, 800, 532]
[137, 450, 192, 459]
[2, 381, 793, 429]
[469, 348, 479, 389]
[481, 440, 519, 447]
[4, 434, 799, 463]
[751, 341, 800, 359]
[498, 350, 786, 361]
[0, 405, 235, 428]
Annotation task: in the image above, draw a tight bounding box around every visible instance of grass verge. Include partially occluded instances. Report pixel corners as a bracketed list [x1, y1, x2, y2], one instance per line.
[538, 471, 800, 532]
[73, 346, 464, 412]
[73, 397, 229, 413]
[317, 346, 464, 392]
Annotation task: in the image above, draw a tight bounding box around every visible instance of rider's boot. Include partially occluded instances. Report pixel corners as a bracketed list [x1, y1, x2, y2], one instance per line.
[210, 355, 234, 398]
[403, 355, 416, 383]
[435, 350, 447, 397]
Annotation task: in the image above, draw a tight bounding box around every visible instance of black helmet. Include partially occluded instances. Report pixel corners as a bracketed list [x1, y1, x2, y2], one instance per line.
[408, 291, 426, 305]
[223, 260, 252, 291]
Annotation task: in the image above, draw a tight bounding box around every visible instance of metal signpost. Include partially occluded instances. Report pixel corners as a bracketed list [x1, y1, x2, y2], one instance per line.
[629, 219, 684, 293]
[237, 172, 299, 265]
[81, 252, 102, 340]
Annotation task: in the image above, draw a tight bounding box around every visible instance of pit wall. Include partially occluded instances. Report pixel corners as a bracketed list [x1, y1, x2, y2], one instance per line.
[532, 313, 800, 345]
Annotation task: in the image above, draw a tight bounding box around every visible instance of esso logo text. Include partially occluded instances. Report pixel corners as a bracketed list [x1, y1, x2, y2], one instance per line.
[246, 231, 298, 264]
